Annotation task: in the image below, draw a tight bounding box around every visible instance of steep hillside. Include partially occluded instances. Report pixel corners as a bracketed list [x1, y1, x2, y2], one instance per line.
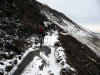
[37, 2, 100, 75]
[0, 0, 46, 74]
[0, 0, 100, 75]
[39, 4, 100, 56]
[59, 33, 100, 75]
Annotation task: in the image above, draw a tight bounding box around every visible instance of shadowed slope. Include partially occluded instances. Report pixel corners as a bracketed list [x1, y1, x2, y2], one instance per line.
[59, 33, 100, 75]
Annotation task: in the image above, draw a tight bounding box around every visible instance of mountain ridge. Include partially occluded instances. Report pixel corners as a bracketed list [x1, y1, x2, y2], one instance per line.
[38, 2, 100, 56]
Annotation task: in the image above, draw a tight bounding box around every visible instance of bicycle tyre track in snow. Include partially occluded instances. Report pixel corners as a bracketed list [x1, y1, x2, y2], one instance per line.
[12, 50, 40, 75]
[12, 46, 51, 75]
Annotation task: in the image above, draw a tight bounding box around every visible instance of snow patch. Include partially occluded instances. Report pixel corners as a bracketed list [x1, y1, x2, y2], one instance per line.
[20, 31, 75, 75]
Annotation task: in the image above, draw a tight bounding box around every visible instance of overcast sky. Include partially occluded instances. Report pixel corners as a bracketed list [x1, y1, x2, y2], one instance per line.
[37, 0, 100, 33]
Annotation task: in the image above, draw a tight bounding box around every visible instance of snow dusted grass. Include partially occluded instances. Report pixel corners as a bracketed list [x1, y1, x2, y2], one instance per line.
[8, 36, 40, 75]
[20, 31, 74, 75]
[0, 53, 22, 75]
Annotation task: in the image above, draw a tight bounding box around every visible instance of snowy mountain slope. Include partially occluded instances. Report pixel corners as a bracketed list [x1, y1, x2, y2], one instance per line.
[93, 33, 100, 39]
[0, 0, 44, 74]
[9, 31, 76, 75]
[34, 3, 100, 75]
[59, 33, 100, 75]
[0, 0, 100, 75]
[39, 5, 100, 56]
[21, 31, 75, 75]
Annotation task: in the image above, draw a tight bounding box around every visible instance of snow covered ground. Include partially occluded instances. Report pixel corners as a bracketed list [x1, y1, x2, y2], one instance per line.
[18, 31, 75, 75]
[0, 52, 22, 75]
